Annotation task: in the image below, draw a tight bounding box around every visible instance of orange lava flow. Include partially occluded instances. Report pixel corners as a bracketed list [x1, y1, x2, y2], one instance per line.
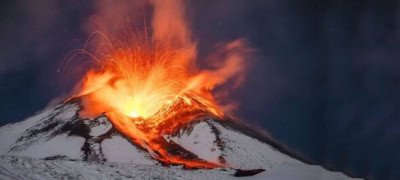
[71, 0, 249, 169]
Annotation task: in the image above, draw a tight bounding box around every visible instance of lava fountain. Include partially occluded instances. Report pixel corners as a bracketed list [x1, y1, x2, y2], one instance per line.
[70, 0, 251, 168]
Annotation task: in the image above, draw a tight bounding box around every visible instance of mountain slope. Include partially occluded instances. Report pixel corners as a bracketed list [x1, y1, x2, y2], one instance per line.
[0, 98, 360, 179]
[165, 119, 300, 170]
[0, 99, 156, 164]
[0, 156, 360, 180]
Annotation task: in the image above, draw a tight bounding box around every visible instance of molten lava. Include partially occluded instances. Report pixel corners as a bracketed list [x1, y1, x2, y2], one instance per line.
[70, 0, 250, 169]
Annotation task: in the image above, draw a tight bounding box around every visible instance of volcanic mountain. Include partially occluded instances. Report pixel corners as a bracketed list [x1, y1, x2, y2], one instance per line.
[0, 98, 360, 179]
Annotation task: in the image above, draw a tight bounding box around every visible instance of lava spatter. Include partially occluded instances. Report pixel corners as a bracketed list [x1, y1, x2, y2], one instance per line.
[72, 0, 249, 168]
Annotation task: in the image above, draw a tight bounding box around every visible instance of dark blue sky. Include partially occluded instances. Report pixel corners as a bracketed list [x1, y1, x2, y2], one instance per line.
[1, 0, 399, 179]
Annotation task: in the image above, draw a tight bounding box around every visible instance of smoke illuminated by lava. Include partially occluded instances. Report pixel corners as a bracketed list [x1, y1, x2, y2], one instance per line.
[71, 0, 251, 168]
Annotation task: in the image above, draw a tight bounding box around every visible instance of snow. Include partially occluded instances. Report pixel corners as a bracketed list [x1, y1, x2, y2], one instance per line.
[0, 107, 55, 154]
[0, 104, 84, 159]
[0, 102, 360, 179]
[10, 134, 85, 160]
[87, 117, 112, 137]
[166, 121, 222, 163]
[54, 104, 80, 123]
[0, 156, 361, 180]
[101, 135, 156, 164]
[0, 156, 233, 180]
[211, 120, 301, 170]
[240, 163, 362, 180]
[163, 119, 359, 179]
[168, 119, 300, 170]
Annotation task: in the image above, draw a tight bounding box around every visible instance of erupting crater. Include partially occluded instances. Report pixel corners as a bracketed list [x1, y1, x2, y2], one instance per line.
[70, 34, 247, 168]
[67, 0, 249, 169]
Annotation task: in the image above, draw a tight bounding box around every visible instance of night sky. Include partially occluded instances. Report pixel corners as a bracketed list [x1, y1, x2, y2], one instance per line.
[1, 1, 399, 179]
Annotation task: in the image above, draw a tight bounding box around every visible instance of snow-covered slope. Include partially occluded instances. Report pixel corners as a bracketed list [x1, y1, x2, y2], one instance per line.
[0, 99, 156, 164]
[0, 98, 361, 179]
[165, 119, 300, 170]
[0, 103, 84, 159]
[0, 156, 361, 180]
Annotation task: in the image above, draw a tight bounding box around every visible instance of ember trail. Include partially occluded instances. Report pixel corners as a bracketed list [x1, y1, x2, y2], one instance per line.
[70, 0, 249, 169]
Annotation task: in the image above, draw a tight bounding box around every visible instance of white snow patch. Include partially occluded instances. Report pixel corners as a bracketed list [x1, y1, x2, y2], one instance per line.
[0, 104, 81, 157]
[0, 107, 55, 154]
[54, 104, 79, 122]
[0, 156, 360, 180]
[101, 135, 156, 165]
[9, 134, 85, 160]
[88, 117, 112, 137]
[166, 121, 222, 163]
[211, 120, 301, 170]
[240, 163, 362, 180]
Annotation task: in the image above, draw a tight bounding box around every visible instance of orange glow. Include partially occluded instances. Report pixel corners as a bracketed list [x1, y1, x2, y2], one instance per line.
[72, 0, 250, 169]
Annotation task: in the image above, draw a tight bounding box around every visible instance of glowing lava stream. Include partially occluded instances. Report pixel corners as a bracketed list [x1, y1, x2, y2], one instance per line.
[106, 109, 225, 169]
[70, 0, 250, 169]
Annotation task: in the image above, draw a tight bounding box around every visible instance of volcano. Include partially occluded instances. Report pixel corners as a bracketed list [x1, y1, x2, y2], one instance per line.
[0, 98, 359, 179]
[0, 0, 362, 179]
